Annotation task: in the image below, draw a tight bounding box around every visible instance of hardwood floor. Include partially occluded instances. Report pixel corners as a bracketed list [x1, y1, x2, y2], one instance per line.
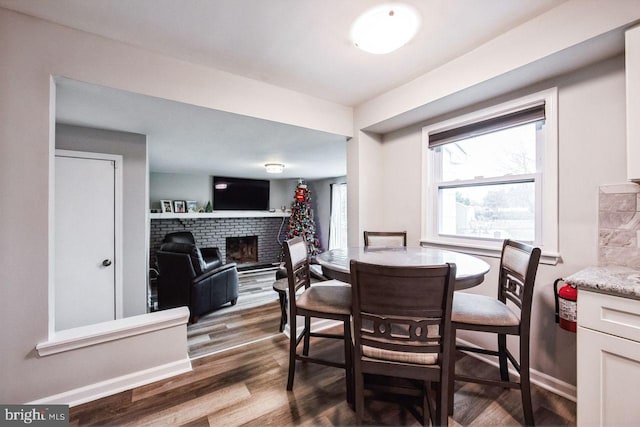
[187, 268, 282, 358]
[188, 301, 281, 358]
[70, 327, 576, 426]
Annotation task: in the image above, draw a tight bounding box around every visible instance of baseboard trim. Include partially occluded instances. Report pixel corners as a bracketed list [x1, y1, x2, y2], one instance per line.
[28, 358, 193, 407]
[456, 338, 576, 402]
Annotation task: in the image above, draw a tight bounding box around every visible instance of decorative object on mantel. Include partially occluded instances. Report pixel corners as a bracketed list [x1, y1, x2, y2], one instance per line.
[186, 200, 197, 213]
[173, 200, 186, 213]
[161, 200, 173, 213]
[286, 179, 321, 256]
[205, 201, 213, 213]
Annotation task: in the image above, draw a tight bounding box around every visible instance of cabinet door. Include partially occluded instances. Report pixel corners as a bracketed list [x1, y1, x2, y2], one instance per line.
[577, 326, 640, 426]
[626, 25, 640, 181]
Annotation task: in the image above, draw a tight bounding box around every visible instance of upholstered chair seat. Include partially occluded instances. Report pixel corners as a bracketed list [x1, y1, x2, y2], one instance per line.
[452, 293, 520, 326]
[296, 282, 351, 315]
[362, 345, 439, 365]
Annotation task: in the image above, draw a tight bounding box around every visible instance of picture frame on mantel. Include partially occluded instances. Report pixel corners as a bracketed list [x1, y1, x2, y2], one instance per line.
[173, 200, 186, 213]
[186, 200, 197, 213]
[161, 200, 173, 213]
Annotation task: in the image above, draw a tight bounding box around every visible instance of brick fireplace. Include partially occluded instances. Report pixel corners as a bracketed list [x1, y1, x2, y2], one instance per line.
[226, 235, 258, 264]
[150, 216, 288, 269]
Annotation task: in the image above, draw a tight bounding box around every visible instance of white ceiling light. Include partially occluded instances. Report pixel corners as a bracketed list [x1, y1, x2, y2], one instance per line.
[265, 163, 285, 174]
[350, 3, 420, 55]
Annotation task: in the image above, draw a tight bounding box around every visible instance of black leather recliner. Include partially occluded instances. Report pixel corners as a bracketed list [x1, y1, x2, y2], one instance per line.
[162, 231, 223, 270]
[156, 240, 239, 323]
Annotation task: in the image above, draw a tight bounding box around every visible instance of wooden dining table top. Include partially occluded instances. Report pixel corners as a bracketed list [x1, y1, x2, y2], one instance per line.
[316, 246, 490, 290]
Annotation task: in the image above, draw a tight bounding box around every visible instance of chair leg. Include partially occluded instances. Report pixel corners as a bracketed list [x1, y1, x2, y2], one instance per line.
[436, 380, 448, 427]
[448, 328, 456, 415]
[277, 292, 287, 332]
[423, 381, 431, 427]
[344, 318, 354, 405]
[498, 333, 509, 382]
[287, 311, 297, 391]
[355, 370, 365, 425]
[520, 336, 534, 426]
[303, 315, 311, 356]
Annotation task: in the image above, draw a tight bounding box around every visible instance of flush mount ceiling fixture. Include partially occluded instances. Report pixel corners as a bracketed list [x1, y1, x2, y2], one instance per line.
[350, 3, 421, 55]
[265, 163, 285, 174]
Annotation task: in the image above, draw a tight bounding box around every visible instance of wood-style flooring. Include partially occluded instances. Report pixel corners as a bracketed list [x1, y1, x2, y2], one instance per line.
[70, 326, 576, 426]
[187, 269, 282, 358]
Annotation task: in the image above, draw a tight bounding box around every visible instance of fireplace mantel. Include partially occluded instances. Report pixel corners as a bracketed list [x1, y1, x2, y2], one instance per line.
[150, 211, 290, 219]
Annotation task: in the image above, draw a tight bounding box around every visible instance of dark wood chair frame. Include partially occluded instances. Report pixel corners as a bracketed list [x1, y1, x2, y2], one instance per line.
[448, 239, 541, 426]
[283, 236, 353, 403]
[350, 260, 457, 426]
[363, 231, 408, 247]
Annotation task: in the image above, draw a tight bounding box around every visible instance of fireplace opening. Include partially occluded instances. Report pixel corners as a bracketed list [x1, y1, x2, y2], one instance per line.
[226, 236, 258, 265]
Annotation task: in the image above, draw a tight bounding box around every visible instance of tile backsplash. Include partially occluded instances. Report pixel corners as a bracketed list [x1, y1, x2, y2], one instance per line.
[598, 183, 640, 269]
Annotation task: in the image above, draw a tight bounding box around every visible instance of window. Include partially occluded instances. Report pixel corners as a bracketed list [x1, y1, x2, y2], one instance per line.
[329, 183, 348, 249]
[423, 89, 558, 262]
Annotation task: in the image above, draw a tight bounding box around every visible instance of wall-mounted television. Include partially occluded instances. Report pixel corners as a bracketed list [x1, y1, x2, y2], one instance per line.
[213, 176, 270, 210]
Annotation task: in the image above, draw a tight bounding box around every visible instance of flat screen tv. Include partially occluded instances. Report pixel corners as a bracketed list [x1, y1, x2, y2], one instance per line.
[213, 176, 270, 210]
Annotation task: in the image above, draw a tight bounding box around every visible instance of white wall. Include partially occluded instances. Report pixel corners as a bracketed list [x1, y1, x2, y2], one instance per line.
[381, 55, 627, 388]
[0, 7, 352, 404]
[56, 124, 148, 317]
[149, 173, 211, 210]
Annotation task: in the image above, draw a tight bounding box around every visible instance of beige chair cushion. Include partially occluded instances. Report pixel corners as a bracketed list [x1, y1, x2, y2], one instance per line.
[362, 345, 438, 365]
[296, 280, 351, 315]
[452, 292, 520, 326]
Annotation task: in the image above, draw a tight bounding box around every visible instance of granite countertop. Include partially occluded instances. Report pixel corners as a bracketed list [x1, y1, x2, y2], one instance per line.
[565, 266, 640, 300]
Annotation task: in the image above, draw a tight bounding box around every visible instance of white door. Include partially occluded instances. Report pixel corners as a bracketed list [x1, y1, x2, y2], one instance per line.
[55, 152, 120, 330]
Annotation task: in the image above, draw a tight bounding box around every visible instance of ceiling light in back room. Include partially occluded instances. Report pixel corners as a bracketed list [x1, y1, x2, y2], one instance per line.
[265, 163, 285, 174]
[350, 3, 421, 55]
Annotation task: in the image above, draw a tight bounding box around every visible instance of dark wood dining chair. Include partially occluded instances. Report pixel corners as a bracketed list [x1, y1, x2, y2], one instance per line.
[363, 231, 407, 247]
[350, 260, 456, 426]
[283, 236, 353, 402]
[448, 239, 541, 426]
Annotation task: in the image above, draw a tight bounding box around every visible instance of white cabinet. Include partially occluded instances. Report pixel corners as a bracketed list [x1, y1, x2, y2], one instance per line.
[626, 25, 640, 182]
[577, 290, 640, 426]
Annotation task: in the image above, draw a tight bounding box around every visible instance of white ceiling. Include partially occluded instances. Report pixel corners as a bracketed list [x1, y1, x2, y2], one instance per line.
[0, 0, 565, 106]
[55, 77, 347, 179]
[2, 0, 568, 180]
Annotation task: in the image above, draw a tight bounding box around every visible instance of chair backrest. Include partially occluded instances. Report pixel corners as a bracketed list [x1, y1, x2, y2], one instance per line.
[350, 260, 456, 372]
[363, 231, 407, 247]
[283, 236, 312, 297]
[163, 231, 196, 245]
[498, 239, 541, 328]
[158, 242, 206, 276]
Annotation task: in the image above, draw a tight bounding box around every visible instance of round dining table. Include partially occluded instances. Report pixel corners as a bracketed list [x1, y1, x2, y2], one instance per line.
[316, 246, 490, 290]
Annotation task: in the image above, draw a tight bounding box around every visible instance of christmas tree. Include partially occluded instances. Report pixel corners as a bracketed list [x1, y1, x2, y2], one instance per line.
[286, 179, 321, 256]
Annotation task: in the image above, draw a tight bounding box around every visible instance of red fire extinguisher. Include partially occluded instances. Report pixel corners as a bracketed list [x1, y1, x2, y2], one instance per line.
[554, 278, 577, 333]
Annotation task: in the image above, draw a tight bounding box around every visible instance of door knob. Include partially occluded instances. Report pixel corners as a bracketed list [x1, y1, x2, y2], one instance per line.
[102, 259, 112, 267]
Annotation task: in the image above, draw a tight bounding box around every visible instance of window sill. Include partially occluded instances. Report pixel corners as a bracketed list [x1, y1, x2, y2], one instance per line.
[36, 307, 190, 357]
[420, 239, 561, 266]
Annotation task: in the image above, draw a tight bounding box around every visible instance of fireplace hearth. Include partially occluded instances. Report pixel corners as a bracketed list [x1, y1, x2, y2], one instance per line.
[226, 236, 258, 265]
